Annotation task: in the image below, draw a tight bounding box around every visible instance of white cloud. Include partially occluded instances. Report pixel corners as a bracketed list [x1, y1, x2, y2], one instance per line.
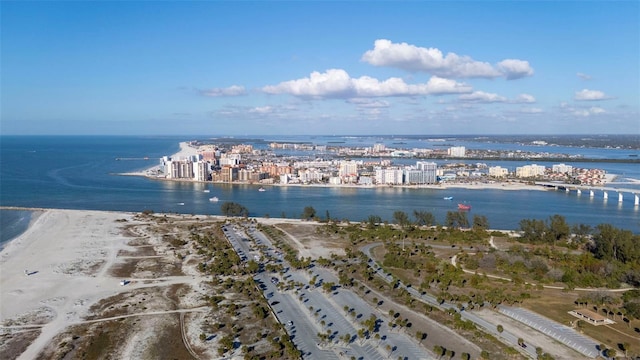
[347, 98, 390, 108]
[514, 93, 536, 103]
[459, 91, 507, 103]
[577, 72, 592, 80]
[361, 39, 533, 79]
[200, 85, 246, 97]
[520, 107, 543, 114]
[574, 89, 612, 101]
[496, 59, 534, 80]
[570, 106, 606, 117]
[249, 106, 273, 114]
[262, 69, 472, 99]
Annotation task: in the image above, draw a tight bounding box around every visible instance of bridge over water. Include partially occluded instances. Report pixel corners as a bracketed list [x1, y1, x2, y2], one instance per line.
[535, 182, 640, 205]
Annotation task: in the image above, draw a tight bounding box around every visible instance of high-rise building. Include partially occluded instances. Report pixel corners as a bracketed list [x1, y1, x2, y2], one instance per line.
[194, 161, 209, 181]
[489, 166, 509, 177]
[339, 161, 359, 178]
[448, 146, 466, 157]
[516, 164, 545, 178]
[552, 163, 573, 174]
[375, 169, 404, 184]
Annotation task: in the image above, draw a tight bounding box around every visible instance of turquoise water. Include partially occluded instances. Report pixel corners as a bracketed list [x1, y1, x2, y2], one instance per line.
[1, 135, 638, 247]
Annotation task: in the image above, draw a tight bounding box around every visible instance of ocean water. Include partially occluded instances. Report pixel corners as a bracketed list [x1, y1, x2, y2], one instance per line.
[1, 135, 639, 248]
[0, 210, 33, 249]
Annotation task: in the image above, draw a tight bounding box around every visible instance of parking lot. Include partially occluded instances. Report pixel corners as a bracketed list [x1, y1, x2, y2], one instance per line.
[499, 306, 599, 358]
[224, 223, 433, 360]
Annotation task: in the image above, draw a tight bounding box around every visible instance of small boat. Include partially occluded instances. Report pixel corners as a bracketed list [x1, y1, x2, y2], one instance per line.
[177, 202, 185, 206]
[458, 203, 471, 210]
[443, 196, 453, 200]
[258, 187, 266, 192]
[203, 189, 210, 193]
[209, 197, 219, 202]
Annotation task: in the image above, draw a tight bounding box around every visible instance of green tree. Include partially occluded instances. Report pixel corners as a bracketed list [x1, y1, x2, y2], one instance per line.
[592, 224, 638, 263]
[519, 218, 546, 243]
[604, 348, 616, 359]
[497, 324, 504, 333]
[433, 345, 444, 359]
[302, 206, 316, 220]
[413, 210, 435, 226]
[246, 260, 259, 273]
[445, 211, 469, 229]
[546, 214, 570, 244]
[473, 214, 489, 230]
[393, 210, 411, 230]
[220, 202, 249, 217]
[367, 215, 382, 228]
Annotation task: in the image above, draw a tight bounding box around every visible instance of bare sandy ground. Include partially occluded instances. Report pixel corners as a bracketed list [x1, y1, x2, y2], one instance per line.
[0, 209, 205, 360]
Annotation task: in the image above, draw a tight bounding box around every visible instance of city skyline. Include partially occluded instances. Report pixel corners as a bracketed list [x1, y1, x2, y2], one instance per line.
[1, 1, 638, 135]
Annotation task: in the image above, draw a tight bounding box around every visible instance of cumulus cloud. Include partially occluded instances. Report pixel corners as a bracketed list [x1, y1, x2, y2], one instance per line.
[361, 39, 533, 79]
[200, 85, 246, 97]
[577, 72, 592, 80]
[262, 69, 472, 99]
[459, 91, 507, 103]
[514, 94, 536, 103]
[574, 89, 612, 101]
[496, 59, 534, 80]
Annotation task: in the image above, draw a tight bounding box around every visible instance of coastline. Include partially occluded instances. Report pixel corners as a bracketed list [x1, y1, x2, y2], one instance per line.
[0, 206, 332, 359]
[117, 141, 199, 177]
[115, 140, 620, 193]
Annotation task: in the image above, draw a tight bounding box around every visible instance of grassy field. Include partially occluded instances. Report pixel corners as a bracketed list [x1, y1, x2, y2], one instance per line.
[522, 289, 640, 358]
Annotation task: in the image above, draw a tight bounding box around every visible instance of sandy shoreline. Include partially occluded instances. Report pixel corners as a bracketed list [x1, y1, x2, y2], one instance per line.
[0, 210, 136, 358]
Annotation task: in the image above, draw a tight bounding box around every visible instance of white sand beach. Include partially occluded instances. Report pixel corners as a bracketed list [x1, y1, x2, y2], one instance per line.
[0, 209, 207, 359]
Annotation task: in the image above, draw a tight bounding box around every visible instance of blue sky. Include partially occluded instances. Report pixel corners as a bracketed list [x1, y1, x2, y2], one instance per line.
[1, 1, 638, 135]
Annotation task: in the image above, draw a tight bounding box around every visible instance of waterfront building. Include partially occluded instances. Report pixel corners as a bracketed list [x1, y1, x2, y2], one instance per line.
[489, 166, 509, 177]
[448, 146, 466, 157]
[358, 176, 373, 185]
[280, 174, 290, 184]
[238, 169, 251, 182]
[194, 161, 209, 182]
[328, 176, 342, 185]
[180, 161, 194, 179]
[220, 166, 238, 182]
[375, 168, 404, 185]
[166, 161, 179, 179]
[516, 164, 546, 178]
[165, 160, 194, 179]
[298, 169, 324, 183]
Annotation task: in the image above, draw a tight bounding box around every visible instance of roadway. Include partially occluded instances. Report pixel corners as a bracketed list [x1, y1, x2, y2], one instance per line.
[360, 242, 600, 359]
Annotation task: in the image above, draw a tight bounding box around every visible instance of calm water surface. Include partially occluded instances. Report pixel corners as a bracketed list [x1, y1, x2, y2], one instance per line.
[1, 135, 638, 247]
